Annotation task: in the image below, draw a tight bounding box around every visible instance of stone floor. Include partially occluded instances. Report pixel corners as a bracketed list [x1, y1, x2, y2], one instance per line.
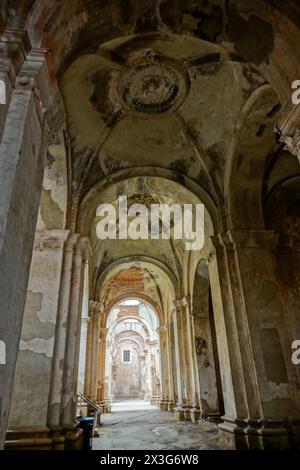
[93, 400, 228, 450]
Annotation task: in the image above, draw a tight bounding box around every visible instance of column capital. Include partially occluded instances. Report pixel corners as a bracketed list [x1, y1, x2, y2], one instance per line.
[0, 29, 65, 132]
[156, 325, 167, 337]
[89, 300, 102, 316]
[173, 296, 190, 310]
[33, 229, 71, 250]
[276, 103, 300, 164]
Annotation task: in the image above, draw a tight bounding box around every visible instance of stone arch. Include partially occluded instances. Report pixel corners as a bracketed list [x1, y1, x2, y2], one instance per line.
[102, 295, 161, 404]
[96, 256, 179, 305]
[76, 169, 219, 235]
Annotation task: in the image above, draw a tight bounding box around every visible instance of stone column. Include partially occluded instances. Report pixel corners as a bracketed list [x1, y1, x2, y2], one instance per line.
[144, 349, 151, 400]
[157, 325, 172, 411]
[77, 321, 89, 394]
[173, 304, 186, 419]
[48, 233, 80, 430]
[61, 237, 90, 428]
[105, 347, 113, 405]
[169, 317, 178, 408]
[140, 353, 146, 398]
[166, 323, 175, 411]
[0, 31, 52, 449]
[104, 338, 112, 408]
[208, 230, 300, 449]
[173, 297, 201, 422]
[97, 327, 109, 410]
[84, 301, 101, 401]
[149, 340, 160, 405]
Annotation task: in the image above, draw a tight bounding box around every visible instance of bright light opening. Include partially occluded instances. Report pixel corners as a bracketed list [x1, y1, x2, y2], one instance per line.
[120, 299, 140, 306]
[123, 349, 131, 363]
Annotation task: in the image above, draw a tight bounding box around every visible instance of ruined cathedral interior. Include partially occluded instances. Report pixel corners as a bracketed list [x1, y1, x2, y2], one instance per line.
[1, 0, 300, 453]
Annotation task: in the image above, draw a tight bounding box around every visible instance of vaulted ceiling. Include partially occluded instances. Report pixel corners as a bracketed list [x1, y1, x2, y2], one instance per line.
[2, 0, 300, 305]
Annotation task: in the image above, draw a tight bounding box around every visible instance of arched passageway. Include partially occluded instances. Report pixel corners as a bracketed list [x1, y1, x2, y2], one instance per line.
[106, 298, 160, 404]
[1, 1, 300, 452]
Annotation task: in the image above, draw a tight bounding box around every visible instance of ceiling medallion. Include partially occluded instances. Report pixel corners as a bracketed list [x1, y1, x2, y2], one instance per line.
[119, 62, 189, 116]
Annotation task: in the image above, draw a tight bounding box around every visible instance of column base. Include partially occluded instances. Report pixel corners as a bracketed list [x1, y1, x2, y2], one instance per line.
[175, 404, 195, 422]
[168, 401, 175, 412]
[5, 426, 84, 450]
[218, 415, 300, 450]
[175, 405, 186, 421]
[190, 407, 201, 423]
[99, 400, 111, 413]
[150, 396, 160, 406]
[159, 400, 169, 411]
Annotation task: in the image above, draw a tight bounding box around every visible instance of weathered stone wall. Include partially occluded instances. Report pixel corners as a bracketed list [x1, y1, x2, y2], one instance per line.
[112, 341, 141, 399]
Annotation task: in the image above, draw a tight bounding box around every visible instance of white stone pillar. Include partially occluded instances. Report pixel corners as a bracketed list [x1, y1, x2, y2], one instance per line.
[157, 325, 171, 411]
[77, 262, 90, 394]
[144, 349, 151, 400]
[169, 317, 178, 407]
[173, 297, 201, 422]
[97, 327, 109, 407]
[48, 233, 80, 429]
[84, 301, 101, 401]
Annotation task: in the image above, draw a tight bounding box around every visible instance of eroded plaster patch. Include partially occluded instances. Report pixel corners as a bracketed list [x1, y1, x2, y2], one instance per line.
[19, 337, 54, 358]
[40, 188, 64, 229]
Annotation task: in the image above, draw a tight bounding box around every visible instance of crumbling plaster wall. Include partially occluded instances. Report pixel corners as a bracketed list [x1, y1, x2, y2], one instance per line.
[9, 230, 69, 427]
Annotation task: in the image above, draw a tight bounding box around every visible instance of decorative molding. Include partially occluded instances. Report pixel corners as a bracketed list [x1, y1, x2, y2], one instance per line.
[118, 61, 189, 116]
[0, 29, 65, 132]
[173, 295, 190, 310]
[33, 229, 71, 250]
